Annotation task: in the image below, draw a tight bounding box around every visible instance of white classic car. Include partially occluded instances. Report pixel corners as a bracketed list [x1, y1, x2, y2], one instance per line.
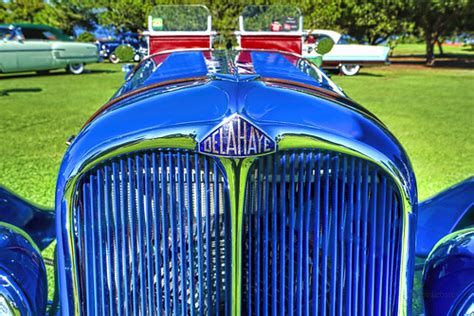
[303, 30, 390, 76]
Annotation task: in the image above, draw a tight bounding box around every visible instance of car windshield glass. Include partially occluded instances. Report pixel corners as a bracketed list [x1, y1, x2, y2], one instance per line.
[21, 28, 49, 40]
[338, 35, 351, 44]
[21, 27, 71, 41]
[149, 5, 209, 31]
[0, 27, 12, 40]
[241, 5, 301, 32]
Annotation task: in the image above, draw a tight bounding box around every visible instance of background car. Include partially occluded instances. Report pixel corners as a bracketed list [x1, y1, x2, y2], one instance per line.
[303, 29, 390, 75]
[97, 31, 148, 63]
[0, 23, 99, 75]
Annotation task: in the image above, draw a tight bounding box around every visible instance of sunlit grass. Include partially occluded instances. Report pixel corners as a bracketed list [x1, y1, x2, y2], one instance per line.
[392, 43, 474, 56]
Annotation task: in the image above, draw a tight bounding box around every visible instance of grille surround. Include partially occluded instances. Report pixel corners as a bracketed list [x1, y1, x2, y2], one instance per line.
[70, 149, 403, 311]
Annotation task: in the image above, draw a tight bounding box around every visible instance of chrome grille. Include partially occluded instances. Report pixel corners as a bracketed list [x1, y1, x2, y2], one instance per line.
[73, 150, 232, 315]
[242, 150, 403, 316]
[72, 148, 404, 316]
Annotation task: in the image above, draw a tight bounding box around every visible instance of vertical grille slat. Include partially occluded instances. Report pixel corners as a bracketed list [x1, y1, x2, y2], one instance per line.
[321, 154, 330, 316]
[96, 170, 107, 316]
[311, 153, 321, 316]
[295, 152, 304, 316]
[303, 152, 314, 316]
[74, 149, 231, 315]
[104, 165, 116, 316]
[359, 162, 369, 315]
[136, 155, 147, 315]
[368, 168, 378, 316]
[376, 177, 387, 316]
[344, 157, 355, 316]
[194, 153, 205, 316]
[81, 181, 92, 316]
[151, 154, 163, 315]
[143, 154, 155, 315]
[178, 152, 188, 316]
[112, 162, 123, 316]
[185, 153, 195, 316]
[128, 156, 139, 315]
[337, 157, 347, 316]
[329, 155, 338, 316]
[242, 150, 403, 316]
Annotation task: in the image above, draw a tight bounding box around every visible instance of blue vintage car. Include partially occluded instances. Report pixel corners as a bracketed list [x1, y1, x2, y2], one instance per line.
[97, 31, 148, 63]
[0, 5, 472, 316]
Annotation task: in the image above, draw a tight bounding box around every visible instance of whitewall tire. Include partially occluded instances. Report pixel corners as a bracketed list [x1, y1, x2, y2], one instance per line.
[109, 54, 120, 64]
[66, 63, 84, 75]
[340, 64, 361, 76]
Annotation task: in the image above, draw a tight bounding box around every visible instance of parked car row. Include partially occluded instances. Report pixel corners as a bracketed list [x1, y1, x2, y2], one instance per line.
[1, 23, 390, 77]
[0, 24, 148, 76]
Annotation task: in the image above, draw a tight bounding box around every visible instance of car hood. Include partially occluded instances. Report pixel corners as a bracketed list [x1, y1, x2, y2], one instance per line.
[58, 78, 416, 206]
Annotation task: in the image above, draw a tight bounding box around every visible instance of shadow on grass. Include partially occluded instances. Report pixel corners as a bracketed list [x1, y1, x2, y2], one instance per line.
[0, 68, 118, 80]
[353, 72, 384, 77]
[326, 70, 384, 78]
[0, 88, 42, 96]
[390, 55, 474, 69]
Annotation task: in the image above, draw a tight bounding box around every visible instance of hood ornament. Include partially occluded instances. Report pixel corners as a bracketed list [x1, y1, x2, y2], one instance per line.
[198, 114, 276, 158]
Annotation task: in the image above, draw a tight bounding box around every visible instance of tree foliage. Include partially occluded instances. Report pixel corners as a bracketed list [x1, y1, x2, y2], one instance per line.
[411, 0, 474, 65]
[1, 0, 473, 64]
[339, 1, 412, 45]
[97, 0, 154, 32]
[302, 0, 343, 31]
[2, 0, 47, 24]
[76, 31, 96, 42]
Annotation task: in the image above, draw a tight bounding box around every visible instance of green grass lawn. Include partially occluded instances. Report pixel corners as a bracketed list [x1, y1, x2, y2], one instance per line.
[392, 43, 474, 56]
[0, 62, 473, 309]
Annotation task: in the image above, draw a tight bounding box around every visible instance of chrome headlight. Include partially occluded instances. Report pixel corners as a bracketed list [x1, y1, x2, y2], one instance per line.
[0, 223, 47, 316]
[0, 272, 25, 315]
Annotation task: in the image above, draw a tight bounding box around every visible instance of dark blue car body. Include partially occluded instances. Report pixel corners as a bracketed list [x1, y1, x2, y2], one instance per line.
[97, 32, 147, 63]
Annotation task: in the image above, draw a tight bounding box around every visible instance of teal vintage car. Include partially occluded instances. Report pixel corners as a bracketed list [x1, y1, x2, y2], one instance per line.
[0, 23, 99, 75]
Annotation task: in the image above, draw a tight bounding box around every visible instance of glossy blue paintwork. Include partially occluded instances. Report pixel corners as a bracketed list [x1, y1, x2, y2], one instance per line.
[0, 186, 55, 250]
[0, 222, 48, 315]
[423, 228, 474, 316]
[55, 51, 418, 315]
[116, 50, 342, 98]
[416, 177, 474, 257]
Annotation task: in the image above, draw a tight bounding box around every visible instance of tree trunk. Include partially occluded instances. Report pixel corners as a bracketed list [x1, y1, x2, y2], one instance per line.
[425, 32, 436, 66]
[437, 40, 444, 56]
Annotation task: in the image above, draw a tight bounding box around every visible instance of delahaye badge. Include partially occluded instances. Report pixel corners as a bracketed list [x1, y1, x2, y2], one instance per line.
[198, 114, 276, 157]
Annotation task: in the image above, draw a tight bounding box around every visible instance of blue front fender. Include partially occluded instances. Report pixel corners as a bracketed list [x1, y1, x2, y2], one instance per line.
[0, 186, 55, 250]
[416, 177, 474, 257]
